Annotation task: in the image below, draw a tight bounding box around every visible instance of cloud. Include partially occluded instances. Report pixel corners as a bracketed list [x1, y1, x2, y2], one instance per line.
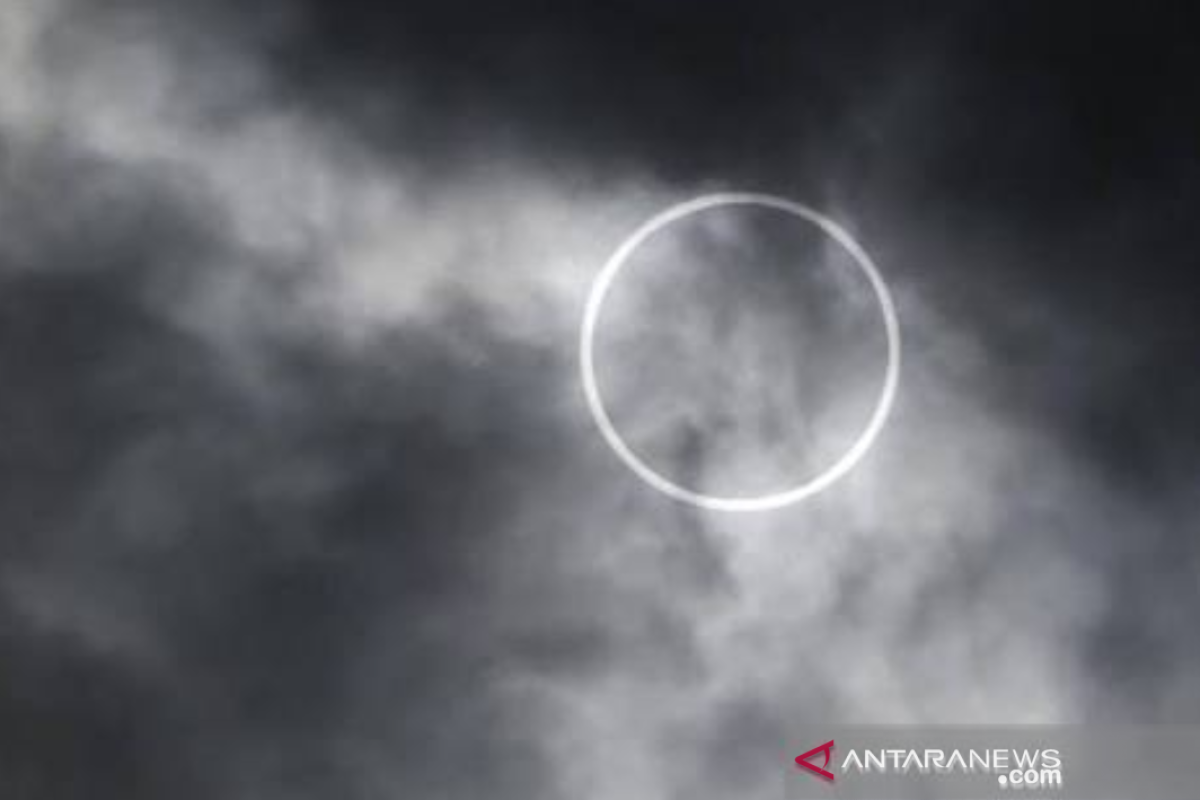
[1, 1, 1198, 799]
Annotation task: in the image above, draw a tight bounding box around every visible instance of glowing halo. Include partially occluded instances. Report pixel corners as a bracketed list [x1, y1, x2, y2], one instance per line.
[579, 192, 901, 512]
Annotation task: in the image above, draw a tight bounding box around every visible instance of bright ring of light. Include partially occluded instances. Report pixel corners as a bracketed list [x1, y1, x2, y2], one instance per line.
[580, 192, 901, 512]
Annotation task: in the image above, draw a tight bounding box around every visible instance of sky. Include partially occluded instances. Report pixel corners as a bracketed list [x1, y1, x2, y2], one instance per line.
[1, 1, 1199, 798]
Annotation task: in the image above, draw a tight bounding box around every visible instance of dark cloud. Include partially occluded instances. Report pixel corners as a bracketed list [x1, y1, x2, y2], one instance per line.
[2, 1, 1200, 798]
[0, 137, 727, 798]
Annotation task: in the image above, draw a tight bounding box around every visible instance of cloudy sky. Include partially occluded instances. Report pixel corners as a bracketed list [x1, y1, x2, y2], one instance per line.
[1, 1, 1198, 798]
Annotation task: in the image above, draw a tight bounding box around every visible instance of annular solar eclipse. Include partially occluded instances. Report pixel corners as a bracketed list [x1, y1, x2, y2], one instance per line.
[580, 192, 902, 512]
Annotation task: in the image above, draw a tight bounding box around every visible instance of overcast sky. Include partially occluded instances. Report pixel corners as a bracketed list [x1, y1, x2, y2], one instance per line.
[1, 2, 1198, 799]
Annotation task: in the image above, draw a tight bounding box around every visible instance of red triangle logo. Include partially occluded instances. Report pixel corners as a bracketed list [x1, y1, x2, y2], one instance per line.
[795, 740, 835, 782]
